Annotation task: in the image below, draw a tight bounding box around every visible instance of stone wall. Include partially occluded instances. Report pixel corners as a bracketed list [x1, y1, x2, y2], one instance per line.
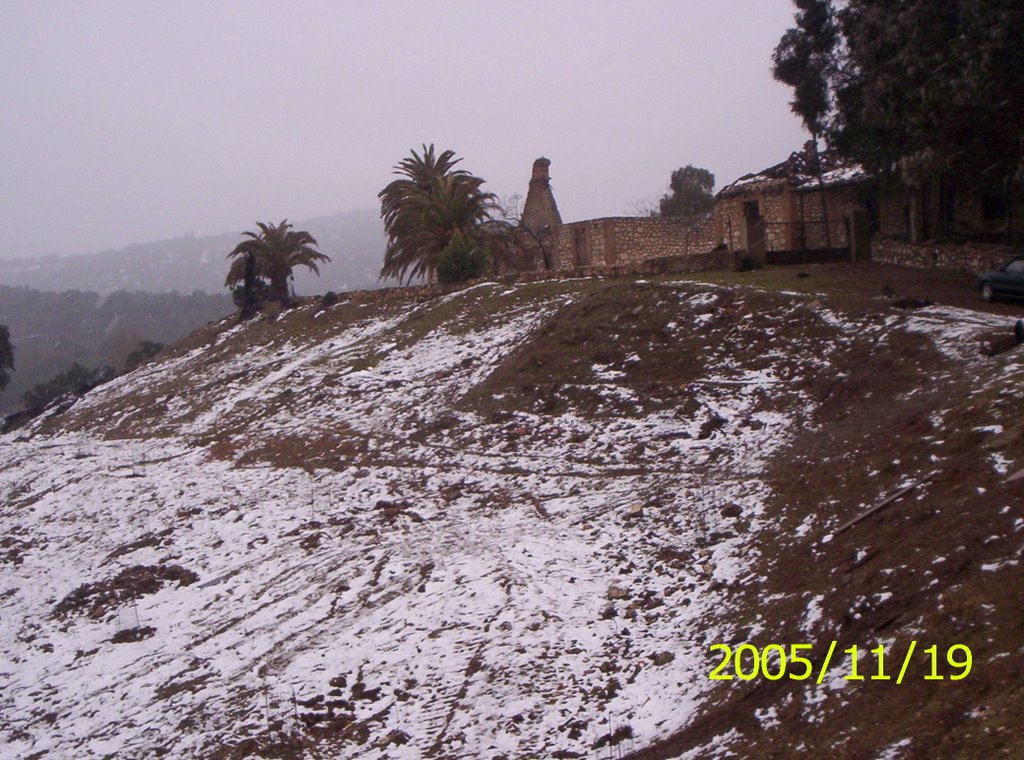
[517, 248, 735, 281]
[794, 185, 861, 249]
[305, 245, 736, 312]
[871, 237, 1016, 273]
[877, 181, 1020, 240]
[550, 215, 717, 271]
[878, 185, 910, 238]
[713, 196, 747, 250]
[763, 190, 789, 250]
[715, 184, 863, 254]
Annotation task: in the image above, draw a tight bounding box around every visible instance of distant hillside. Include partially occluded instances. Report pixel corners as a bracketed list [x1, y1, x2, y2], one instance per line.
[0, 285, 231, 414]
[0, 208, 393, 295]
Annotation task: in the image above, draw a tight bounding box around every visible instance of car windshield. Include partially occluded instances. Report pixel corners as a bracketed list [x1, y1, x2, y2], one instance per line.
[1006, 259, 1024, 273]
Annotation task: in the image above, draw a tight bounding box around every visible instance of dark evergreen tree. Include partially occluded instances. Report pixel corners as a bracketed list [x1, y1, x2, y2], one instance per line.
[435, 237, 490, 284]
[772, 0, 837, 138]
[0, 325, 13, 391]
[658, 166, 716, 218]
[124, 340, 164, 372]
[23, 363, 113, 409]
[773, 0, 1024, 188]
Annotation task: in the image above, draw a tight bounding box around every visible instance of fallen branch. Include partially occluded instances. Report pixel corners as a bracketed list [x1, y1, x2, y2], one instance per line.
[832, 474, 934, 537]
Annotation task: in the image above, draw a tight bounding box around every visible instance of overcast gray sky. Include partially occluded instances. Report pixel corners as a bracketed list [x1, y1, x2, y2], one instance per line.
[0, 0, 806, 259]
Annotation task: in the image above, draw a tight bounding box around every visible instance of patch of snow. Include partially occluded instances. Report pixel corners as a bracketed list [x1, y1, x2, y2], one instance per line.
[975, 424, 1004, 434]
[793, 514, 815, 538]
[801, 594, 825, 633]
[990, 452, 1012, 475]
[875, 737, 913, 759]
[754, 705, 780, 730]
[904, 306, 1012, 362]
[981, 559, 1018, 572]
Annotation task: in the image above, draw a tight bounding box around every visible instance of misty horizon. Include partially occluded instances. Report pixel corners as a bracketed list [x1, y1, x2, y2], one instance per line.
[0, 207, 383, 262]
[1, 1, 808, 261]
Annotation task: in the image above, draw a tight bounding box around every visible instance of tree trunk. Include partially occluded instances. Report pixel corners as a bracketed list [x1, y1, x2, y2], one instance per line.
[910, 188, 925, 243]
[927, 173, 942, 240]
[270, 274, 290, 306]
[540, 236, 553, 271]
[810, 136, 832, 250]
[239, 252, 259, 320]
[1005, 174, 1016, 245]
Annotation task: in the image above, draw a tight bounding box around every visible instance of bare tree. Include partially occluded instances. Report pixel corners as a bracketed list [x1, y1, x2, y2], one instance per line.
[500, 194, 555, 271]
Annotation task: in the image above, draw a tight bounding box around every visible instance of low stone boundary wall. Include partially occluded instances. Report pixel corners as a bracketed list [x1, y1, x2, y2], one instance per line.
[514, 248, 733, 282]
[872, 237, 1017, 273]
[551, 215, 717, 270]
[289, 249, 735, 311]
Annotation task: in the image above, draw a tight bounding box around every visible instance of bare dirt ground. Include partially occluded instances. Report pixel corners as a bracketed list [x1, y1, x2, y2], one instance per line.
[685, 261, 1024, 317]
[624, 264, 1024, 759]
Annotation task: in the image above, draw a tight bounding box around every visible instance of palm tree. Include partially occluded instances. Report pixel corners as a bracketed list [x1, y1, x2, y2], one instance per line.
[379, 145, 512, 283]
[225, 220, 331, 306]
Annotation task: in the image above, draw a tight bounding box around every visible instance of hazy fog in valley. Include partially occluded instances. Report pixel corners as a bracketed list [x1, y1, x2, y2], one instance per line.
[0, 1, 807, 264]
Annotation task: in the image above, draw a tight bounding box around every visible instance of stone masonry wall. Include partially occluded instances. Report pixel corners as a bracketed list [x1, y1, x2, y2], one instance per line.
[551, 216, 717, 271]
[877, 182, 1021, 240]
[871, 237, 1016, 273]
[763, 191, 789, 251]
[713, 188, 792, 252]
[878, 185, 910, 238]
[714, 196, 746, 250]
[716, 185, 862, 253]
[795, 186, 860, 249]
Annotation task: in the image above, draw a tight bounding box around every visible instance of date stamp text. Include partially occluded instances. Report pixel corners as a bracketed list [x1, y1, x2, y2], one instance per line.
[708, 641, 972, 684]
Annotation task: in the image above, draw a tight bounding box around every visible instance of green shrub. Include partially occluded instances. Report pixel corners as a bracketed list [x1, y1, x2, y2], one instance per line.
[230, 280, 270, 310]
[125, 340, 163, 372]
[23, 363, 114, 409]
[436, 238, 489, 284]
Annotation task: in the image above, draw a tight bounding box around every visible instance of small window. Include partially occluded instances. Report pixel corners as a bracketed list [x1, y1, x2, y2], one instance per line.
[744, 200, 761, 221]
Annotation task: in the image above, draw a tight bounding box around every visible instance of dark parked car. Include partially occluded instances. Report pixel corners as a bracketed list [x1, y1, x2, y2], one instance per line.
[977, 256, 1024, 302]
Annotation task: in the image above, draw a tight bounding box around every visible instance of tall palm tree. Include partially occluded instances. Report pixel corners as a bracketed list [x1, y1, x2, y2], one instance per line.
[225, 220, 330, 306]
[379, 145, 512, 283]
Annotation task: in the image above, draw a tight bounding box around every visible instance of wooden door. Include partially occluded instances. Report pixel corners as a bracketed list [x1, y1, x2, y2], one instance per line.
[744, 201, 766, 258]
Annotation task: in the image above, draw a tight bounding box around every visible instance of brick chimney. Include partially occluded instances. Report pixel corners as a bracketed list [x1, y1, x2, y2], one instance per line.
[531, 157, 552, 184]
[522, 157, 562, 234]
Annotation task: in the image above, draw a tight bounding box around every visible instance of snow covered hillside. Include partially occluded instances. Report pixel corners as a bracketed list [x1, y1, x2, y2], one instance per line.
[2, 275, 1021, 759]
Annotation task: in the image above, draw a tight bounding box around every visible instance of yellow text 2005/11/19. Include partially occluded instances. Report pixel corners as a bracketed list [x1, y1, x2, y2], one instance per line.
[708, 641, 972, 685]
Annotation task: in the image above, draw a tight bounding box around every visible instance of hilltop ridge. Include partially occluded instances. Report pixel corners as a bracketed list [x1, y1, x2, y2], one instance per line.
[0, 209, 390, 296]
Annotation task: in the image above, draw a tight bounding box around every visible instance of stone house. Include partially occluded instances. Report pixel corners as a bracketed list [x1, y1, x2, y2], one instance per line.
[713, 144, 1020, 273]
[713, 146, 873, 264]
